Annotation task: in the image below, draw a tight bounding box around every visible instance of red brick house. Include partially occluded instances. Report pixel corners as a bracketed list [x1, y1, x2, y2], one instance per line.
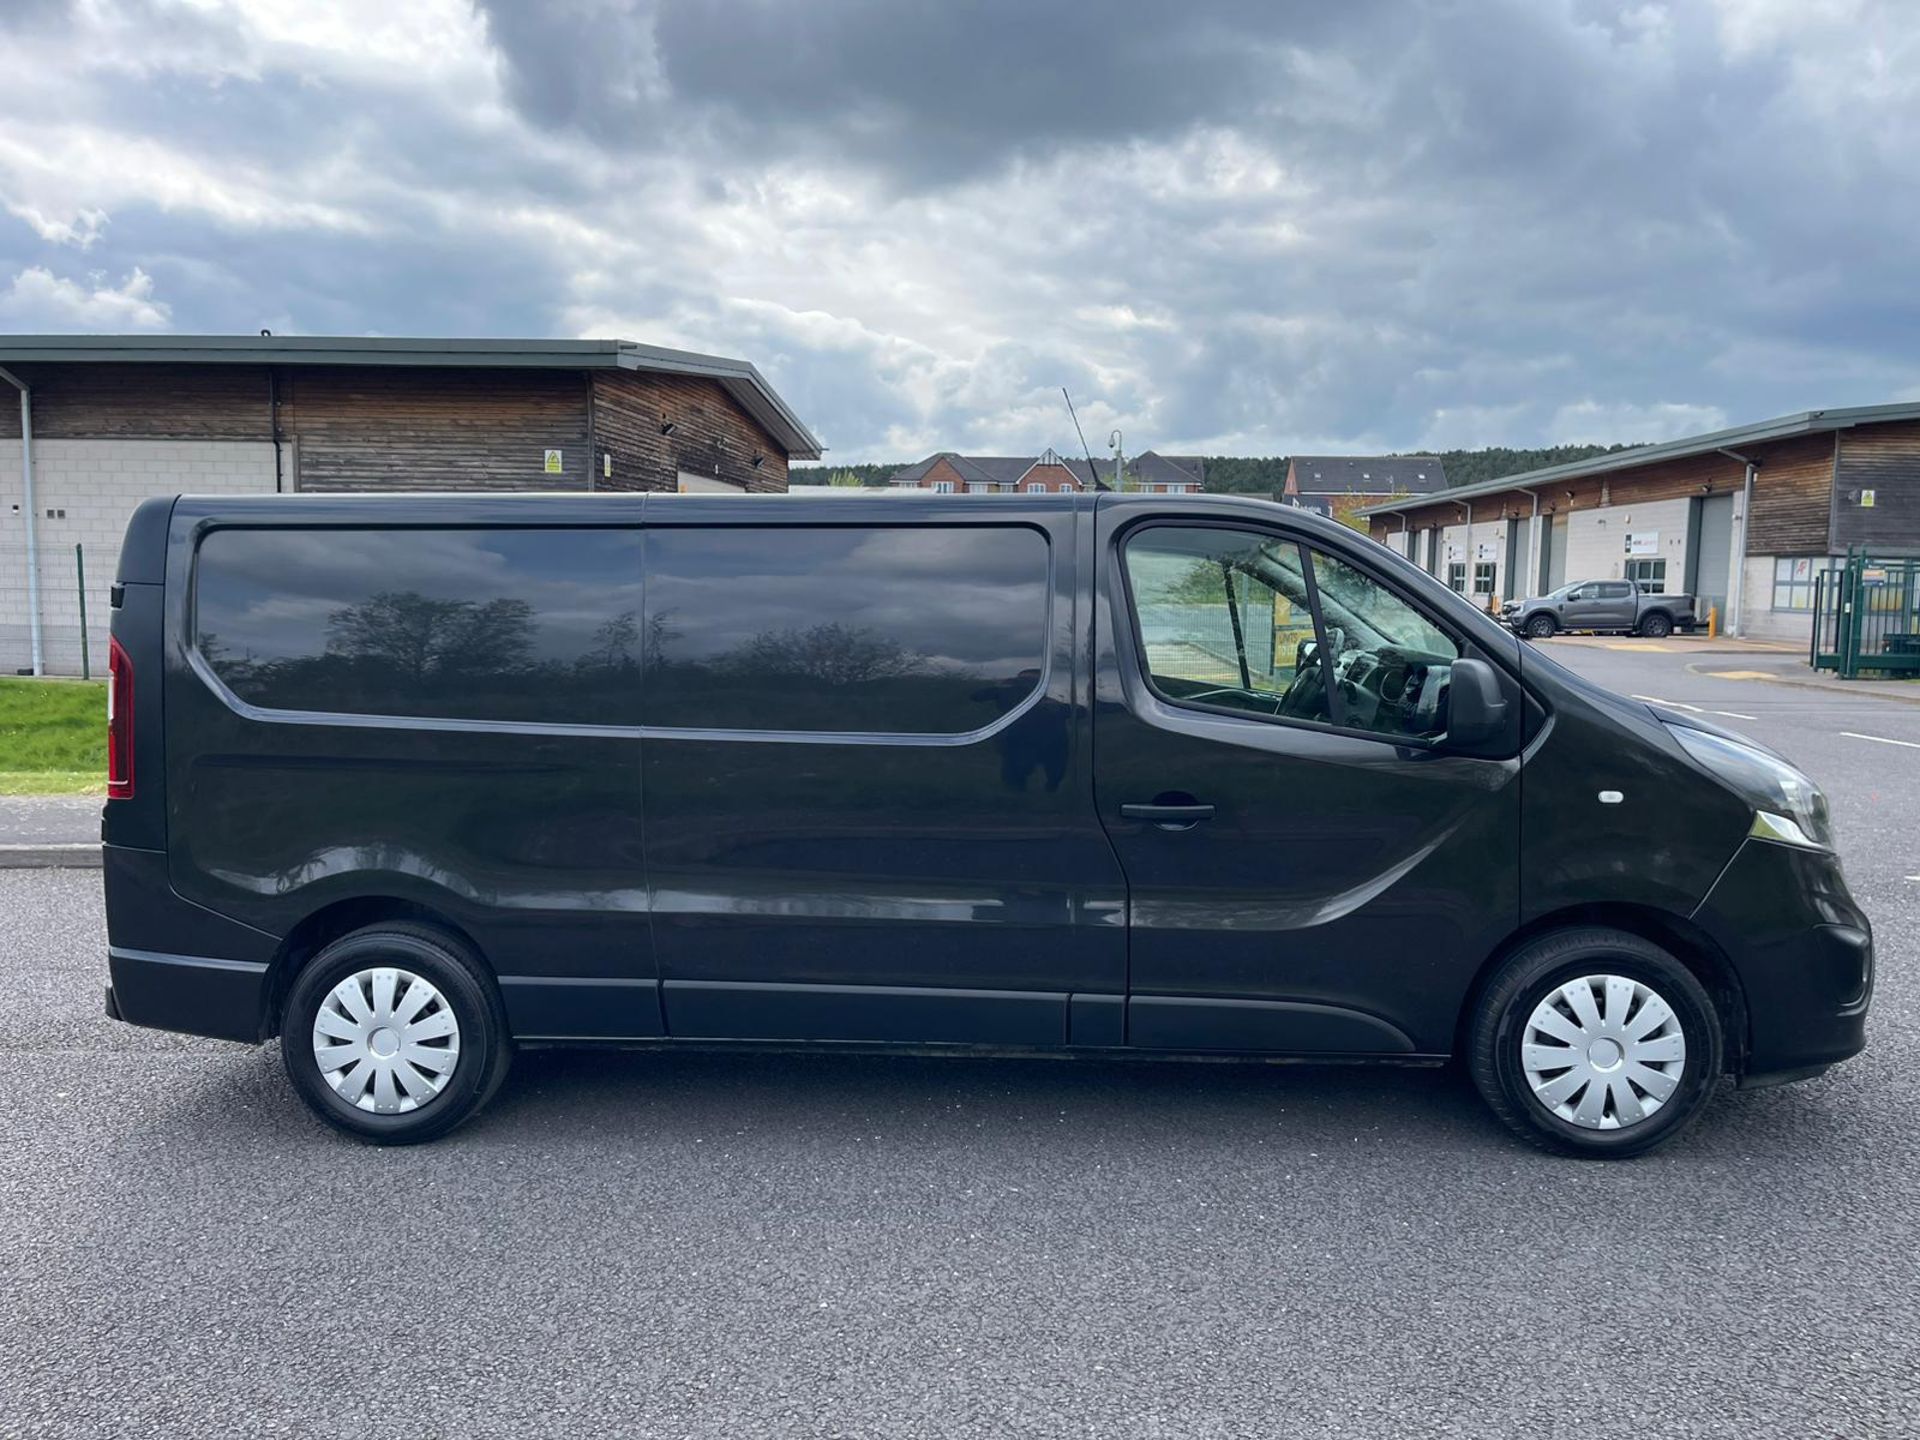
[890, 447, 1206, 494]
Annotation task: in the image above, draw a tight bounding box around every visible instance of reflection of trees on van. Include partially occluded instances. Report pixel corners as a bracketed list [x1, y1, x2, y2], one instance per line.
[208, 590, 643, 724]
[649, 620, 1032, 734]
[718, 622, 926, 686]
[327, 592, 536, 682]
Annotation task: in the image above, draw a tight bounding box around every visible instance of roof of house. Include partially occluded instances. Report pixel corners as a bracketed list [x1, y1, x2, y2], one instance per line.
[1288, 455, 1446, 494]
[1355, 402, 1920, 518]
[0, 333, 824, 460]
[890, 447, 1207, 488]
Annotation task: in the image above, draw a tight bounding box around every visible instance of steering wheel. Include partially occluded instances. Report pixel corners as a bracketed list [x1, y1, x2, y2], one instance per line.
[1278, 640, 1326, 718]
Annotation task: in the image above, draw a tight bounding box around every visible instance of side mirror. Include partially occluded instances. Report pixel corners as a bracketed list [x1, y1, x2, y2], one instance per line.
[1446, 657, 1511, 748]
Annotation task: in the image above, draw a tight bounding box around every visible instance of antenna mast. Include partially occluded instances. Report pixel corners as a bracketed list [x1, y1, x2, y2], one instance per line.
[1062, 387, 1110, 492]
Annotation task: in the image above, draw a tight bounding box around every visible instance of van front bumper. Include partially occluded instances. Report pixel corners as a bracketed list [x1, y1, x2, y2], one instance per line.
[1692, 838, 1872, 1084]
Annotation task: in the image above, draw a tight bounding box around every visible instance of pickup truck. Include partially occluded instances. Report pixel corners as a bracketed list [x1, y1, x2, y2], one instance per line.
[1502, 580, 1698, 639]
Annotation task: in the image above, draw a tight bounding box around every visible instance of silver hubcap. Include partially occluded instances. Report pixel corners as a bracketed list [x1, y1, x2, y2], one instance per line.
[311, 967, 461, 1114]
[1522, 974, 1686, 1130]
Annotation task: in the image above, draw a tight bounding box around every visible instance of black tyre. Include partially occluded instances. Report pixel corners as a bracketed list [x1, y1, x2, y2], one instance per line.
[282, 922, 513, 1144]
[1523, 614, 1556, 640]
[1639, 611, 1674, 639]
[1468, 928, 1723, 1158]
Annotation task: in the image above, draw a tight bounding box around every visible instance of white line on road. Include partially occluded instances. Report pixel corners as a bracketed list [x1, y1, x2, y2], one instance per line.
[1632, 694, 1758, 722]
[1842, 731, 1920, 750]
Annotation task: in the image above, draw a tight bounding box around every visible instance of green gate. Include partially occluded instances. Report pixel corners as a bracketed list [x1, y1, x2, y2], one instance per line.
[1810, 551, 1920, 677]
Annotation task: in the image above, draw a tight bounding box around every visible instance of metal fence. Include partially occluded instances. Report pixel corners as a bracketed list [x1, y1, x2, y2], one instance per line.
[2, 535, 100, 679]
[1810, 552, 1920, 678]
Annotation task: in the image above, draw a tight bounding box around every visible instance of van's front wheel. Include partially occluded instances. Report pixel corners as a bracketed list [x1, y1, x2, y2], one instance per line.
[282, 923, 512, 1144]
[1468, 928, 1722, 1157]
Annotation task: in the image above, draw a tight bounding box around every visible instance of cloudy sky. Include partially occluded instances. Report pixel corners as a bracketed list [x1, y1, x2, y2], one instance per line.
[2, 0, 1918, 461]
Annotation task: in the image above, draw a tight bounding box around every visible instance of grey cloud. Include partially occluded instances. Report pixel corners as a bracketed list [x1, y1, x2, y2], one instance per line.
[478, 0, 1388, 183]
[8, 0, 1920, 465]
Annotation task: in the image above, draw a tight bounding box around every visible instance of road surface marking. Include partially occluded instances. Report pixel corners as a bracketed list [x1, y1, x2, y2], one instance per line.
[1632, 694, 1758, 722]
[1703, 669, 1779, 682]
[1841, 731, 1920, 750]
[1632, 694, 1700, 712]
[1604, 642, 1678, 652]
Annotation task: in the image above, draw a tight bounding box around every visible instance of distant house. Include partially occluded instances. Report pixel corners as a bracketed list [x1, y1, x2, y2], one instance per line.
[1284, 454, 1447, 527]
[890, 447, 1207, 494]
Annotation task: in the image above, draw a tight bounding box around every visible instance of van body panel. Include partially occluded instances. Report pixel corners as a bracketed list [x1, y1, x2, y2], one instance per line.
[158, 497, 657, 1021]
[1513, 650, 1752, 923]
[637, 495, 1127, 1045]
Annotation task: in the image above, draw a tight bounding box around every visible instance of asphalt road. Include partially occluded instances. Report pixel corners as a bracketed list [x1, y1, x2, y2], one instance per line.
[2, 641, 1916, 1438]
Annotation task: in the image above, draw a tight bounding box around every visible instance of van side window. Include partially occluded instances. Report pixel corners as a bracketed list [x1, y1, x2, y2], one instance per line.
[644, 525, 1049, 734]
[1123, 527, 1462, 742]
[194, 528, 646, 725]
[1121, 528, 1330, 725]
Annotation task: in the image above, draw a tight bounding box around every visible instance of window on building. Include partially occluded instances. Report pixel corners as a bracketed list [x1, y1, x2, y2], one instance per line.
[1166, 483, 1193, 494]
[1026, 482, 1045, 493]
[1447, 562, 1467, 594]
[1472, 562, 1497, 596]
[1120, 526, 1461, 742]
[1771, 556, 1831, 611]
[931, 481, 954, 494]
[1625, 558, 1666, 592]
[194, 527, 646, 725]
[644, 526, 1050, 735]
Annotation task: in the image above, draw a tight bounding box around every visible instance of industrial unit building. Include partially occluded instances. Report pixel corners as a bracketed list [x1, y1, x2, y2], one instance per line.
[1361, 405, 1920, 642]
[0, 335, 822, 675]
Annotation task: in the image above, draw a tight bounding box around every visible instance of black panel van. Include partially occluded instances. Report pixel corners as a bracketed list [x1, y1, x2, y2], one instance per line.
[102, 492, 1872, 1155]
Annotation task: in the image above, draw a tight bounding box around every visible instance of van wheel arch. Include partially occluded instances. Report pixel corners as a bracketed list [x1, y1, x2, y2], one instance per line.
[1453, 905, 1748, 1076]
[263, 896, 489, 1041]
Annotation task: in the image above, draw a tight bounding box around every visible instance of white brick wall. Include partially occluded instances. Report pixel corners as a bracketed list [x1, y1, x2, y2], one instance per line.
[1741, 553, 1817, 645]
[0, 439, 277, 675]
[1439, 519, 1511, 597]
[1561, 497, 1692, 594]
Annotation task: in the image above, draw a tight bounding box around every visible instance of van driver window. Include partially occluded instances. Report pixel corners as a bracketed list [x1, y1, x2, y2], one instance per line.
[1124, 528, 1462, 742]
[1123, 528, 1329, 725]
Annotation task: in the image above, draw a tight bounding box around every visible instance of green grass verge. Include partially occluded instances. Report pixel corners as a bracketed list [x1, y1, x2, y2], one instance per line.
[0, 678, 107, 795]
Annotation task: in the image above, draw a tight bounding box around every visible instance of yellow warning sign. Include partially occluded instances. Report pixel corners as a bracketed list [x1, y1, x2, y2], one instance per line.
[543, 449, 563, 475]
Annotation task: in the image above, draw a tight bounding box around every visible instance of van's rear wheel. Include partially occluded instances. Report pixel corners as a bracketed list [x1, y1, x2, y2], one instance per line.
[1468, 928, 1722, 1157]
[1524, 614, 1556, 639]
[282, 923, 511, 1144]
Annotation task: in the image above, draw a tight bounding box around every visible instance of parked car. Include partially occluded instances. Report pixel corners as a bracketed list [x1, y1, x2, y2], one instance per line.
[103, 491, 1869, 1156]
[1504, 580, 1698, 639]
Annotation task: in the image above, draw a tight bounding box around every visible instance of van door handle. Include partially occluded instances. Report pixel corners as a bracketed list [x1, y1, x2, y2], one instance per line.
[1121, 802, 1215, 826]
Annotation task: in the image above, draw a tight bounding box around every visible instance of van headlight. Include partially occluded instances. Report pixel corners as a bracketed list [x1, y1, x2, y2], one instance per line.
[1669, 724, 1834, 851]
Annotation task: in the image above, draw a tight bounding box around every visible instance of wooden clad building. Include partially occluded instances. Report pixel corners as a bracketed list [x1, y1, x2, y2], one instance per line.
[0, 335, 823, 675]
[1359, 405, 1920, 644]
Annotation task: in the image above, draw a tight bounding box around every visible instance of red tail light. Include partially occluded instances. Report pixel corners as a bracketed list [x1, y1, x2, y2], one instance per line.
[107, 636, 134, 800]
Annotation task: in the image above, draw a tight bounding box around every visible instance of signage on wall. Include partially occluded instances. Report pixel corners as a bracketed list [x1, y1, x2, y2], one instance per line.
[1624, 530, 1659, 556]
[1860, 489, 1877, 508]
[543, 449, 564, 475]
[1475, 540, 1498, 561]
